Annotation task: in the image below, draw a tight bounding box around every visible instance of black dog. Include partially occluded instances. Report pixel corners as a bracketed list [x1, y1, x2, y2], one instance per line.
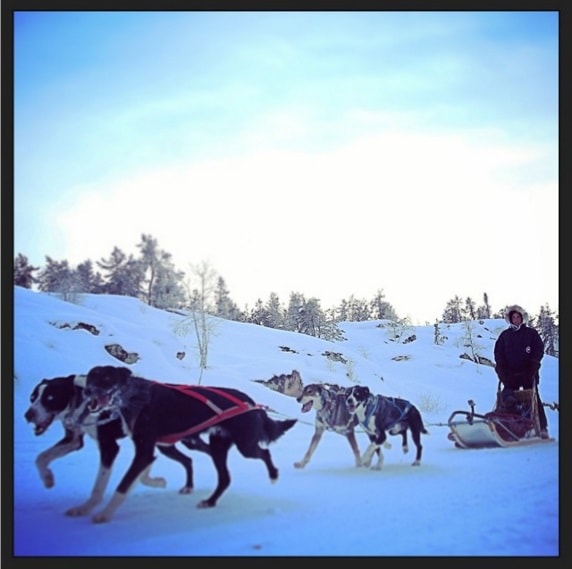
[294, 383, 363, 468]
[82, 365, 297, 522]
[24, 374, 210, 517]
[345, 385, 428, 469]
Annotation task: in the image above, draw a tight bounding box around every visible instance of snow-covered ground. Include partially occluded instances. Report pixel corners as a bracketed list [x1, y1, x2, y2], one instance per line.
[11, 287, 559, 556]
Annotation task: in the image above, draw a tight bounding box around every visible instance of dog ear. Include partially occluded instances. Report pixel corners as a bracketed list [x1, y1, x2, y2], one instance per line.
[116, 366, 133, 384]
[87, 365, 115, 385]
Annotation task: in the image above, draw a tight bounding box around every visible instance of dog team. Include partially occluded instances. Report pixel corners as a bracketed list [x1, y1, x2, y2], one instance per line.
[24, 366, 428, 523]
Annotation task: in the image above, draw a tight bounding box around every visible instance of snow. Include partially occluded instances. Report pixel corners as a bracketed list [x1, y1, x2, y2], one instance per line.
[10, 286, 559, 557]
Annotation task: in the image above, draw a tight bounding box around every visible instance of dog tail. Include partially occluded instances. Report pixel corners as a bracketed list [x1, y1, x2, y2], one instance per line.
[262, 415, 297, 443]
[413, 406, 429, 435]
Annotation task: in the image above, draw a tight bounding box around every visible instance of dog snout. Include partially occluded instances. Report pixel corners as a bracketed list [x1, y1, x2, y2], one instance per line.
[24, 408, 36, 422]
[83, 385, 99, 400]
[345, 396, 357, 412]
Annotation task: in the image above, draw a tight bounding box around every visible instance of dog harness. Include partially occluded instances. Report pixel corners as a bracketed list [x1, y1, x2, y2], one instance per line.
[155, 384, 264, 444]
[362, 395, 411, 432]
[321, 395, 356, 432]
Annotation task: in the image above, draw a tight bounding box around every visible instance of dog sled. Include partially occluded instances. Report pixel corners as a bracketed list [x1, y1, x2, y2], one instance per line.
[447, 387, 557, 449]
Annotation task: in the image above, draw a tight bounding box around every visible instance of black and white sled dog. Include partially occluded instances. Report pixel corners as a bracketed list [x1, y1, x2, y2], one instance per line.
[345, 385, 428, 470]
[24, 374, 210, 517]
[81, 365, 297, 523]
[294, 382, 363, 468]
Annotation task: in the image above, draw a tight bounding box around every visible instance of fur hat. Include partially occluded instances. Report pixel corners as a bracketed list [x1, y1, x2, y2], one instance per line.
[505, 304, 528, 325]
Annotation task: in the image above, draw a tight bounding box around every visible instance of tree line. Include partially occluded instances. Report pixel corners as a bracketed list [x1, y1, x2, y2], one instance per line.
[13, 233, 559, 354]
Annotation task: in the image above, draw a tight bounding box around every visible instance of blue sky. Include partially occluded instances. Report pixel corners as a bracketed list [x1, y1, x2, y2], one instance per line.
[13, 11, 559, 323]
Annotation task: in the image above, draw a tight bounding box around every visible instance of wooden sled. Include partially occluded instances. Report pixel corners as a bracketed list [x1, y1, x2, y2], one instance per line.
[448, 389, 555, 449]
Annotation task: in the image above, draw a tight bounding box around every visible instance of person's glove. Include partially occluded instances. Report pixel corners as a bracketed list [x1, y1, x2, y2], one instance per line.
[523, 360, 541, 383]
[495, 365, 517, 388]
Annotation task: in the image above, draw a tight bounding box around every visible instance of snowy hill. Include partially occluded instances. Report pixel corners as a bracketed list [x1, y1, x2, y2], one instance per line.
[10, 287, 559, 557]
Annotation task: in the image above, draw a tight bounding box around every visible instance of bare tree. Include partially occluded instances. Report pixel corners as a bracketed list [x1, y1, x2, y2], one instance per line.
[177, 260, 218, 383]
[385, 317, 415, 343]
[457, 318, 486, 365]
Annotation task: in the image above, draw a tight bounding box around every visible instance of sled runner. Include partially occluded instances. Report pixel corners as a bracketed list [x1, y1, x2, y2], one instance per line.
[447, 388, 556, 449]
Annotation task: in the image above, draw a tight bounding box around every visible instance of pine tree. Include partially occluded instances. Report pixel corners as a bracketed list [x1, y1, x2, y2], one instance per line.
[75, 260, 106, 293]
[297, 297, 322, 336]
[136, 234, 186, 309]
[151, 260, 187, 309]
[306, 299, 343, 341]
[264, 292, 286, 329]
[345, 295, 370, 322]
[462, 296, 477, 320]
[476, 292, 492, 319]
[248, 298, 269, 326]
[442, 295, 463, 323]
[335, 298, 349, 322]
[36, 256, 74, 293]
[97, 247, 144, 297]
[433, 320, 446, 345]
[286, 292, 306, 332]
[369, 289, 398, 320]
[137, 234, 161, 306]
[214, 277, 241, 321]
[536, 304, 559, 357]
[13, 253, 39, 288]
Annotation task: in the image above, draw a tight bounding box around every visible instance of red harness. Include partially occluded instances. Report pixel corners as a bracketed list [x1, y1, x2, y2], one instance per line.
[155, 383, 263, 444]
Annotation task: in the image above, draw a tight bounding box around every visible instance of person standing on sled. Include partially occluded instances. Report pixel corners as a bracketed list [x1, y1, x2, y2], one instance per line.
[493, 304, 548, 438]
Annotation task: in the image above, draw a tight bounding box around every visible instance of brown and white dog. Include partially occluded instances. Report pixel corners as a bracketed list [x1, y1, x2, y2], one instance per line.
[294, 382, 365, 468]
[24, 374, 210, 517]
[345, 385, 428, 470]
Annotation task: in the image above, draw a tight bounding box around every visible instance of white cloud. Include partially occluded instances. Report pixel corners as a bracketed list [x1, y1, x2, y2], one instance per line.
[52, 126, 557, 323]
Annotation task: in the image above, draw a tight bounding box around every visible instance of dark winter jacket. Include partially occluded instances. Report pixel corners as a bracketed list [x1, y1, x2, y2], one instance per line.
[494, 305, 544, 389]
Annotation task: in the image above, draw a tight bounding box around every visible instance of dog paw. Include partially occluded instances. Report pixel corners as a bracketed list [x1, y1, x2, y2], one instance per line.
[38, 467, 55, 488]
[141, 476, 167, 488]
[197, 499, 215, 509]
[293, 461, 307, 469]
[179, 486, 193, 494]
[411, 460, 421, 466]
[66, 504, 92, 517]
[402, 445, 409, 455]
[371, 465, 383, 471]
[92, 511, 111, 524]
[43, 474, 55, 488]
